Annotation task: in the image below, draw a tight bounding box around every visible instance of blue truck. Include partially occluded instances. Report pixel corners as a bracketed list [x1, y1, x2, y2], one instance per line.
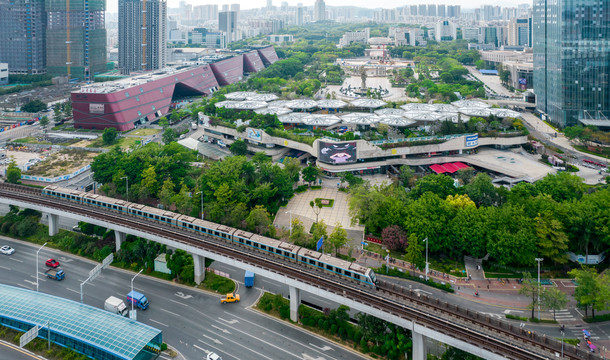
[244, 271, 255, 288]
[126, 290, 149, 310]
[45, 268, 65, 281]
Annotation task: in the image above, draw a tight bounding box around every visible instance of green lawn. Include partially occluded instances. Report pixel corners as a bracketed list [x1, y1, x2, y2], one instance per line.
[129, 128, 160, 136]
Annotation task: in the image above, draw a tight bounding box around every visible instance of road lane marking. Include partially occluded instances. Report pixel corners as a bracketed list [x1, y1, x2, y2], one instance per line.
[309, 344, 334, 351]
[168, 298, 189, 307]
[218, 318, 239, 324]
[202, 333, 270, 360]
[66, 288, 80, 295]
[10, 258, 23, 263]
[193, 344, 208, 353]
[211, 325, 231, 334]
[0, 265, 11, 270]
[18, 284, 33, 290]
[159, 308, 181, 317]
[149, 319, 169, 327]
[24, 280, 37, 286]
[202, 335, 222, 345]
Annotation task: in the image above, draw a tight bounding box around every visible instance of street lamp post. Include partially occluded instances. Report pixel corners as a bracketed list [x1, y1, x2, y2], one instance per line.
[196, 191, 203, 220]
[285, 211, 293, 236]
[535, 258, 544, 321]
[130, 269, 144, 313]
[561, 330, 564, 358]
[121, 176, 128, 201]
[386, 250, 390, 274]
[36, 242, 47, 292]
[423, 237, 429, 281]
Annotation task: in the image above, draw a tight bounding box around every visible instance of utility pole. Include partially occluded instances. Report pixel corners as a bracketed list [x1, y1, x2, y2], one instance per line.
[535, 258, 543, 321]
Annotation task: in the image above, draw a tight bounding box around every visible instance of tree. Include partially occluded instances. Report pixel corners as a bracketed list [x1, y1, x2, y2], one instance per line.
[569, 268, 609, 318]
[398, 166, 415, 188]
[464, 173, 499, 207]
[141, 165, 158, 197]
[301, 164, 320, 186]
[328, 223, 348, 256]
[158, 117, 169, 129]
[102, 127, 118, 145]
[518, 272, 540, 320]
[170, 109, 180, 123]
[311, 219, 328, 250]
[289, 217, 310, 247]
[534, 212, 569, 264]
[456, 167, 475, 185]
[162, 128, 177, 144]
[166, 249, 192, 282]
[22, 99, 47, 113]
[159, 179, 175, 209]
[377, 123, 389, 136]
[39, 116, 49, 131]
[404, 234, 424, 271]
[230, 139, 248, 156]
[381, 225, 408, 251]
[6, 159, 21, 184]
[541, 287, 568, 321]
[246, 205, 272, 235]
[309, 200, 321, 224]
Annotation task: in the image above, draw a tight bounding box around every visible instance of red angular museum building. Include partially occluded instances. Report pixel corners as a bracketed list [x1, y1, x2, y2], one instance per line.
[71, 46, 278, 131]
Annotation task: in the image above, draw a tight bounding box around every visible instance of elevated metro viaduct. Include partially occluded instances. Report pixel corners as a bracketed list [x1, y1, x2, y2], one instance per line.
[0, 284, 162, 360]
[0, 185, 596, 360]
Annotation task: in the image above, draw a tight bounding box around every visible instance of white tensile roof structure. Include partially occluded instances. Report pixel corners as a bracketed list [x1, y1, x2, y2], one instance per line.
[340, 112, 381, 125]
[303, 114, 342, 126]
[490, 108, 522, 118]
[401, 103, 437, 112]
[404, 111, 444, 121]
[316, 99, 348, 109]
[279, 113, 309, 124]
[214, 100, 240, 108]
[457, 107, 493, 117]
[286, 99, 318, 110]
[451, 100, 491, 108]
[246, 93, 279, 102]
[350, 98, 387, 109]
[224, 91, 258, 100]
[254, 107, 292, 116]
[378, 115, 417, 127]
[232, 101, 269, 110]
[267, 100, 292, 108]
[374, 108, 408, 116]
[439, 112, 470, 123]
[432, 104, 459, 112]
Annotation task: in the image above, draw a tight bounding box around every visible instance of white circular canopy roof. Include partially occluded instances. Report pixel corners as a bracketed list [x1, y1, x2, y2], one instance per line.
[232, 101, 268, 110]
[316, 99, 348, 109]
[341, 113, 381, 125]
[350, 98, 387, 108]
[374, 108, 408, 116]
[378, 115, 417, 127]
[279, 113, 309, 124]
[451, 100, 491, 108]
[255, 107, 292, 116]
[214, 100, 240, 108]
[304, 114, 341, 126]
[224, 91, 258, 100]
[490, 108, 522, 118]
[432, 104, 459, 112]
[401, 103, 437, 112]
[247, 93, 279, 102]
[404, 111, 444, 121]
[458, 107, 493, 117]
[286, 99, 318, 110]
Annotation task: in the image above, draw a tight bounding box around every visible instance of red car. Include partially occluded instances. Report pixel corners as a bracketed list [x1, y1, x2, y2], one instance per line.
[45, 259, 60, 268]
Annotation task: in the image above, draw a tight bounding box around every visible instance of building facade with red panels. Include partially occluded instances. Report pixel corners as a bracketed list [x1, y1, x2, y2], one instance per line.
[71, 46, 279, 131]
[243, 50, 265, 73]
[209, 55, 244, 86]
[256, 46, 280, 66]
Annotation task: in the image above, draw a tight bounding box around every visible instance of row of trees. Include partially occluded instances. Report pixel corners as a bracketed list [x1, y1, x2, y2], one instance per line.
[350, 170, 610, 266]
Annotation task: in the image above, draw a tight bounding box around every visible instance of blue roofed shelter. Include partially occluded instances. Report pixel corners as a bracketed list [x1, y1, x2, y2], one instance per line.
[479, 69, 499, 75]
[0, 284, 162, 360]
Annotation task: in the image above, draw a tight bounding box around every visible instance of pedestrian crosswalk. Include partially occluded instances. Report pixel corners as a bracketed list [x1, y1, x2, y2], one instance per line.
[566, 326, 601, 340]
[552, 309, 576, 321]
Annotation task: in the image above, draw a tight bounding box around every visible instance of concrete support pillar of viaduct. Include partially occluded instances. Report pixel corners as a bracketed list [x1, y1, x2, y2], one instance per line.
[289, 286, 300, 323]
[114, 230, 126, 252]
[48, 214, 59, 236]
[412, 328, 426, 360]
[193, 254, 206, 284]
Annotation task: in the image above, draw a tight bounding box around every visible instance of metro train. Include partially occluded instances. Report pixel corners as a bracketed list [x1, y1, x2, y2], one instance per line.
[42, 186, 378, 288]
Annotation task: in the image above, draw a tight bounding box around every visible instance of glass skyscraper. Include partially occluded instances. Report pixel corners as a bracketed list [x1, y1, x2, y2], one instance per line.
[533, 0, 609, 128]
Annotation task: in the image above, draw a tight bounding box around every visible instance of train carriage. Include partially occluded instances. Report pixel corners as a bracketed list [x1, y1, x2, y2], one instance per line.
[83, 193, 130, 214]
[128, 203, 181, 226]
[43, 186, 84, 203]
[298, 248, 376, 287]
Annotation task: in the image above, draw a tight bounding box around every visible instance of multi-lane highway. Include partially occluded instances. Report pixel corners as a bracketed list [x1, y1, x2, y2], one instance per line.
[0, 237, 368, 360]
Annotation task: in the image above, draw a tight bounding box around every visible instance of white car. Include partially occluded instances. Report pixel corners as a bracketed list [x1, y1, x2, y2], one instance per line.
[0, 245, 15, 255]
[206, 352, 222, 360]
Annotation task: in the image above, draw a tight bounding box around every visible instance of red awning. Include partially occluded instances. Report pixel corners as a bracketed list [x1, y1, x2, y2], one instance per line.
[430, 164, 447, 174]
[453, 162, 470, 170]
[442, 163, 459, 173]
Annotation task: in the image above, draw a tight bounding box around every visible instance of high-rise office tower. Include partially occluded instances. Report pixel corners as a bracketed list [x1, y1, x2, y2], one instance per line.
[447, 5, 460, 18]
[437, 5, 446, 18]
[296, 3, 304, 25]
[46, 0, 106, 81]
[508, 18, 531, 47]
[418, 4, 427, 16]
[119, 0, 167, 74]
[221, 4, 229, 12]
[314, 0, 325, 21]
[409, 5, 417, 16]
[218, 10, 237, 44]
[0, 0, 47, 74]
[428, 4, 436, 17]
[533, 0, 609, 127]
[230, 4, 240, 23]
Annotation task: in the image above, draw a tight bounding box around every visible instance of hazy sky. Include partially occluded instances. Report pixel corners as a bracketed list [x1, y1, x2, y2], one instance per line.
[106, 0, 522, 15]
